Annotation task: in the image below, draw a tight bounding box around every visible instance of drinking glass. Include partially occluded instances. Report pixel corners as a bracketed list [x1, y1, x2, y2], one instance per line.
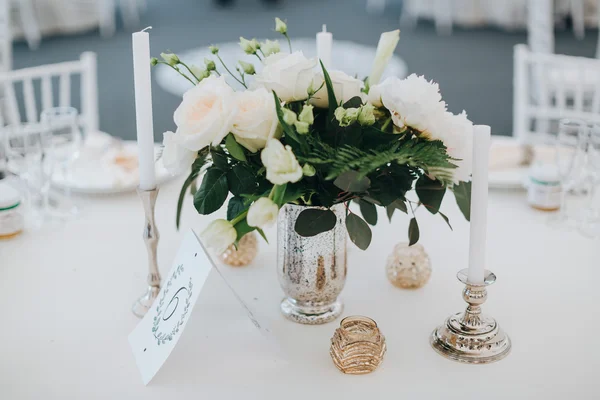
[4, 124, 55, 228]
[40, 107, 83, 218]
[580, 123, 600, 237]
[548, 119, 588, 228]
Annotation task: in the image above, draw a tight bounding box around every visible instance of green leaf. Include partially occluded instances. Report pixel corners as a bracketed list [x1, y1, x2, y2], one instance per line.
[227, 196, 246, 221]
[408, 217, 420, 246]
[227, 164, 256, 196]
[272, 184, 287, 206]
[210, 148, 228, 170]
[233, 219, 254, 242]
[415, 175, 446, 214]
[225, 134, 247, 162]
[281, 183, 304, 205]
[386, 204, 395, 222]
[333, 170, 371, 193]
[320, 60, 338, 125]
[452, 181, 471, 221]
[359, 199, 378, 226]
[343, 96, 363, 109]
[390, 199, 408, 214]
[346, 213, 372, 250]
[256, 228, 268, 243]
[193, 167, 228, 215]
[176, 151, 208, 229]
[273, 91, 303, 147]
[294, 208, 337, 237]
[439, 211, 453, 231]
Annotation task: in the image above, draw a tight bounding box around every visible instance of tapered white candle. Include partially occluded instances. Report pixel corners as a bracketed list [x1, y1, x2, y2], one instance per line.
[132, 28, 156, 190]
[316, 24, 332, 70]
[467, 125, 491, 284]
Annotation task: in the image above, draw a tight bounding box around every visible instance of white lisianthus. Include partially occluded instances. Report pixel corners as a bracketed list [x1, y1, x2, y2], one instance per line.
[239, 37, 259, 54]
[380, 74, 447, 135]
[430, 111, 474, 184]
[357, 103, 376, 126]
[260, 139, 303, 185]
[310, 70, 365, 108]
[174, 76, 237, 151]
[261, 39, 280, 56]
[275, 17, 287, 34]
[254, 52, 317, 102]
[368, 29, 400, 86]
[161, 131, 197, 175]
[201, 219, 237, 254]
[247, 197, 279, 229]
[231, 88, 280, 153]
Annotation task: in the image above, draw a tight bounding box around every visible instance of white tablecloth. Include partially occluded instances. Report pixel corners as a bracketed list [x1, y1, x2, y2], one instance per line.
[1, 178, 598, 399]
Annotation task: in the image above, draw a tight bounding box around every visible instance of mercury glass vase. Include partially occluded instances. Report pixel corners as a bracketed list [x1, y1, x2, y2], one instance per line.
[277, 203, 347, 325]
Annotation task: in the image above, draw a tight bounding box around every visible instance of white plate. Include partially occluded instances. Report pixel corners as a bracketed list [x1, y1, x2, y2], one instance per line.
[52, 140, 176, 194]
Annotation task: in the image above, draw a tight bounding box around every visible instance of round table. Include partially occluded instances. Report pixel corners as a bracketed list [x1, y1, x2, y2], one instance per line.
[154, 39, 408, 96]
[1, 178, 598, 399]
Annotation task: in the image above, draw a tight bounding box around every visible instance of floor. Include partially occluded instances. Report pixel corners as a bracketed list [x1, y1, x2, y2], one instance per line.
[12, 0, 599, 141]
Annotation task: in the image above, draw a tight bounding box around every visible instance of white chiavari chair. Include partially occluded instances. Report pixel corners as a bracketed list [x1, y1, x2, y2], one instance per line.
[0, 52, 98, 134]
[513, 44, 600, 143]
[0, 0, 11, 72]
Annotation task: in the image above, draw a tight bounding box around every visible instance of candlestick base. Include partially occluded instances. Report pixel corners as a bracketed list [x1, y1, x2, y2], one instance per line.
[132, 285, 161, 318]
[430, 269, 511, 364]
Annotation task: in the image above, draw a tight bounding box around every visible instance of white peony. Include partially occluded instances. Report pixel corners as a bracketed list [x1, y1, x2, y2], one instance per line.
[380, 74, 447, 136]
[260, 139, 303, 185]
[310, 70, 365, 109]
[431, 111, 474, 184]
[366, 78, 391, 107]
[247, 197, 279, 229]
[231, 88, 281, 153]
[368, 30, 400, 86]
[253, 51, 317, 102]
[174, 75, 237, 151]
[201, 219, 237, 254]
[161, 131, 197, 175]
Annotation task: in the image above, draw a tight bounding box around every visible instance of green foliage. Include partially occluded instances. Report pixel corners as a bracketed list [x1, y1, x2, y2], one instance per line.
[227, 196, 246, 221]
[225, 134, 247, 162]
[333, 170, 371, 193]
[194, 167, 228, 215]
[227, 164, 256, 196]
[452, 181, 471, 221]
[320, 60, 338, 127]
[346, 213, 372, 250]
[359, 200, 377, 226]
[408, 217, 420, 246]
[176, 150, 208, 229]
[294, 208, 337, 237]
[415, 175, 445, 214]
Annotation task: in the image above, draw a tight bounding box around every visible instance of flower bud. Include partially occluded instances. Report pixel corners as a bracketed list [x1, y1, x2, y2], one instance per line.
[201, 219, 237, 254]
[275, 17, 287, 34]
[358, 103, 376, 126]
[150, 57, 159, 66]
[302, 163, 316, 177]
[294, 120, 310, 134]
[190, 65, 210, 80]
[282, 108, 298, 126]
[209, 45, 219, 54]
[261, 39, 280, 56]
[335, 107, 360, 127]
[160, 52, 179, 66]
[247, 197, 279, 229]
[204, 58, 216, 71]
[238, 60, 255, 75]
[298, 104, 314, 125]
[239, 37, 258, 54]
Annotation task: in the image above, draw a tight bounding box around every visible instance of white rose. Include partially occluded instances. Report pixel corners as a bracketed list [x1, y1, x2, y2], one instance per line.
[380, 74, 447, 136]
[254, 51, 317, 102]
[174, 76, 237, 151]
[260, 139, 303, 185]
[310, 70, 365, 108]
[161, 131, 197, 175]
[247, 197, 279, 229]
[368, 29, 400, 86]
[430, 111, 474, 184]
[231, 88, 280, 153]
[201, 219, 237, 254]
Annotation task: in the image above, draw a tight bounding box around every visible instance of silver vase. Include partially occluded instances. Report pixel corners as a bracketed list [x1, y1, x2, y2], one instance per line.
[277, 203, 347, 325]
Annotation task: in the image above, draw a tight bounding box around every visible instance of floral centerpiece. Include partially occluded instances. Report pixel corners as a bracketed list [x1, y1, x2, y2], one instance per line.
[156, 18, 471, 253]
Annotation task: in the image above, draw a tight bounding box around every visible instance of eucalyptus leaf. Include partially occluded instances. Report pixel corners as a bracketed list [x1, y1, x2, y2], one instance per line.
[227, 196, 246, 221]
[408, 217, 420, 246]
[225, 134, 247, 162]
[386, 204, 395, 222]
[294, 208, 337, 237]
[415, 175, 445, 214]
[346, 213, 372, 250]
[439, 211, 453, 231]
[194, 167, 228, 215]
[343, 96, 363, 109]
[359, 199, 378, 226]
[452, 181, 472, 221]
[390, 199, 408, 214]
[333, 170, 371, 193]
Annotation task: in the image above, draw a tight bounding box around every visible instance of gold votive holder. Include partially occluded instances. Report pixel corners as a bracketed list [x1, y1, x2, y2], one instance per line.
[330, 316, 386, 374]
[219, 232, 258, 267]
[385, 243, 432, 289]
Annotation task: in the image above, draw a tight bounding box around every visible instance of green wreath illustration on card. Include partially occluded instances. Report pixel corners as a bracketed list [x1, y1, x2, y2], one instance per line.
[151, 264, 193, 345]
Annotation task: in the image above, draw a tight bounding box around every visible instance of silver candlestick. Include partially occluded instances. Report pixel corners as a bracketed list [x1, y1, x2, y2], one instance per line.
[430, 269, 511, 364]
[132, 187, 161, 318]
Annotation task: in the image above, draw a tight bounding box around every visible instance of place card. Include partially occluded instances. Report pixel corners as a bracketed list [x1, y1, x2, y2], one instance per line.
[128, 229, 279, 385]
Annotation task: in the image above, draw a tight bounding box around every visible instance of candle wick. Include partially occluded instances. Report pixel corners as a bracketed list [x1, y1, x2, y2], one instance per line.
[141, 26, 153, 32]
[322, 24, 327, 33]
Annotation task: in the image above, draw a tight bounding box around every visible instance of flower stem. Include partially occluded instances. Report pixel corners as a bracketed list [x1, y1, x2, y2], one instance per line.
[284, 33, 292, 53]
[216, 54, 247, 88]
[157, 61, 196, 86]
[179, 61, 200, 82]
[231, 211, 248, 225]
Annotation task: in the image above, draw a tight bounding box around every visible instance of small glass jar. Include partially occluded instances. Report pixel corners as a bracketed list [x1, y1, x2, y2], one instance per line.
[527, 164, 561, 211]
[0, 182, 24, 239]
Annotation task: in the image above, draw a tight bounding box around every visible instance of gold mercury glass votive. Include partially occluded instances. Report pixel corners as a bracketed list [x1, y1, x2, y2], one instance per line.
[219, 232, 258, 267]
[330, 316, 386, 374]
[385, 243, 432, 289]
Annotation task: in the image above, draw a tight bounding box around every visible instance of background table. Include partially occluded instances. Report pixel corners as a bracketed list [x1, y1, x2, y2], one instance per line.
[1, 178, 598, 399]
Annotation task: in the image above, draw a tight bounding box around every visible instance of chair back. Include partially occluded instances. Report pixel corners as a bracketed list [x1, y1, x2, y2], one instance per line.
[0, 52, 98, 133]
[513, 44, 600, 143]
[0, 0, 11, 72]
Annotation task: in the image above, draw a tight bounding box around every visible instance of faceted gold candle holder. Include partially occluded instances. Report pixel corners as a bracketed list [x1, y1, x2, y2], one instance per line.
[386, 243, 431, 289]
[330, 316, 386, 374]
[219, 232, 258, 267]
